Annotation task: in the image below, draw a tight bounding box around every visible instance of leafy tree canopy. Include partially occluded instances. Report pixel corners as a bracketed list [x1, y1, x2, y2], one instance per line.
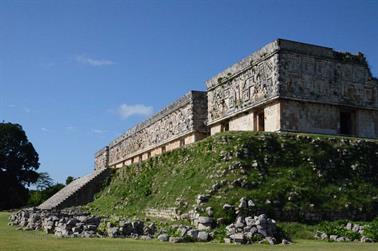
[66, 176, 74, 185]
[0, 122, 40, 209]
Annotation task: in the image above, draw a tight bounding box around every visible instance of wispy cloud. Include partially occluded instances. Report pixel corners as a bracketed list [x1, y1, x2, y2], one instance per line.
[66, 126, 75, 131]
[75, 55, 114, 67]
[7, 104, 16, 108]
[23, 107, 31, 113]
[91, 129, 106, 134]
[117, 104, 153, 119]
[41, 127, 49, 132]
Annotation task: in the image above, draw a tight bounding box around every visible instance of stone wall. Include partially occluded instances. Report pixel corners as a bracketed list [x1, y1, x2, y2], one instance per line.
[280, 99, 378, 138]
[281, 100, 340, 135]
[145, 208, 180, 220]
[94, 147, 109, 170]
[95, 39, 378, 170]
[95, 91, 208, 169]
[206, 41, 280, 126]
[206, 39, 378, 138]
[278, 39, 378, 109]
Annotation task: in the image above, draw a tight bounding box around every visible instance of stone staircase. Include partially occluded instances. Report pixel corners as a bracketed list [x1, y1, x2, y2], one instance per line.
[38, 168, 110, 210]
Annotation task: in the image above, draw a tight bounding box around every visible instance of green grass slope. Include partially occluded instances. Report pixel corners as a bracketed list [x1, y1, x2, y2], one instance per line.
[87, 132, 378, 223]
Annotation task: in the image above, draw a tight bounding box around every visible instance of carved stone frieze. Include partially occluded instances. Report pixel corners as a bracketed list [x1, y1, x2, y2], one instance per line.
[95, 91, 208, 168]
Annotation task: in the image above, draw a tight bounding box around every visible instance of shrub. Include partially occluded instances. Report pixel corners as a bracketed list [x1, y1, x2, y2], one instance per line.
[364, 218, 378, 241]
[318, 221, 360, 241]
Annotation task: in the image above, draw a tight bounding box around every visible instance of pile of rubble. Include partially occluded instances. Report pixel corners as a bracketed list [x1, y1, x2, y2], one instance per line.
[224, 214, 289, 244]
[9, 207, 101, 238]
[315, 222, 375, 243]
[8, 207, 157, 239]
[105, 220, 157, 239]
[8, 196, 290, 245]
[157, 225, 212, 243]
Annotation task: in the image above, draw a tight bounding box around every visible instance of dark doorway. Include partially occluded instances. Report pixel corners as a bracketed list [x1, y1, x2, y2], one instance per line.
[340, 111, 354, 135]
[221, 121, 229, 132]
[256, 111, 265, 131]
[180, 138, 185, 147]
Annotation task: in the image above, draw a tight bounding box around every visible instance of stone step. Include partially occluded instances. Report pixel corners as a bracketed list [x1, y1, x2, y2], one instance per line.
[38, 168, 110, 210]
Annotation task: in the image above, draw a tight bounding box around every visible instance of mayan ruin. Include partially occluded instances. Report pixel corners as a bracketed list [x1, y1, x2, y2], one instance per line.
[95, 39, 378, 170]
[95, 91, 208, 169]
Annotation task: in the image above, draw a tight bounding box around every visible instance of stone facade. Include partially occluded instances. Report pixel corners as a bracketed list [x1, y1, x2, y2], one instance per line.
[95, 39, 378, 170]
[95, 91, 208, 169]
[206, 39, 378, 138]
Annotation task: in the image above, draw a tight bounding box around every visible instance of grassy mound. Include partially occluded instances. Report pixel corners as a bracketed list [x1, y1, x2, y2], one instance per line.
[87, 132, 378, 223]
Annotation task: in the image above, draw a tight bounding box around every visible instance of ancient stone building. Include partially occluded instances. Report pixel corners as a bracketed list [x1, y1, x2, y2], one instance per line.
[207, 39, 378, 138]
[95, 39, 378, 170]
[95, 91, 208, 169]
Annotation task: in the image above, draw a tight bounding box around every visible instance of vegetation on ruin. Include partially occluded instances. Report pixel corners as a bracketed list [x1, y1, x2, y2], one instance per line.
[1, 212, 378, 251]
[87, 131, 378, 224]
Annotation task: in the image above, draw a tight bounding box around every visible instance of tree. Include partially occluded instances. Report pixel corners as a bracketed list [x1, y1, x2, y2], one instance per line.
[35, 172, 53, 190]
[0, 122, 40, 209]
[65, 176, 74, 185]
[27, 183, 65, 207]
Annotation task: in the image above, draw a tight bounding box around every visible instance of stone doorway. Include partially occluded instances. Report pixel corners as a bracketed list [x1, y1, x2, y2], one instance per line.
[255, 111, 265, 131]
[340, 110, 355, 135]
[221, 121, 229, 132]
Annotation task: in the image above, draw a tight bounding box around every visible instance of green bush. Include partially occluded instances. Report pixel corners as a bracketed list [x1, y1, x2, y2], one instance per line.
[364, 218, 378, 241]
[213, 226, 227, 242]
[27, 183, 65, 207]
[318, 222, 361, 241]
[278, 222, 316, 240]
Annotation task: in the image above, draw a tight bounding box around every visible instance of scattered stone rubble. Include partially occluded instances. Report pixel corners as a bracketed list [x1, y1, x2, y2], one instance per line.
[224, 214, 287, 244]
[158, 225, 212, 243]
[180, 196, 288, 245]
[9, 207, 101, 238]
[314, 222, 375, 243]
[8, 197, 289, 245]
[8, 207, 156, 239]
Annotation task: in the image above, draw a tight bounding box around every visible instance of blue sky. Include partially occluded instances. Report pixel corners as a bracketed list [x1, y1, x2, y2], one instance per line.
[1, 0, 377, 184]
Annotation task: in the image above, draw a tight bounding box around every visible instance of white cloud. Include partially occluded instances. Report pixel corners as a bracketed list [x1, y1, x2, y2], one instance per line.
[65, 126, 75, 131]
[7, 104, 16, 108]
[75, 55, 114, 66]
[23, 107, 31, 113]
[41, 127, 49, 132]
[118, 104, 153, 119]
[91, 129, 106, 134]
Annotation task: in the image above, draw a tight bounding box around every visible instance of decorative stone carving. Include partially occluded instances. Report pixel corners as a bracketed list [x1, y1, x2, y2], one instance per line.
[206, 38, 378, 128]
[207, 54, 280, 124]
[95, 91, 208, 168]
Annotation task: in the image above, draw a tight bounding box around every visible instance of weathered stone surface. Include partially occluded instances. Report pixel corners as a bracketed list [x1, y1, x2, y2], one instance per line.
[186, 229, 199, 239]
[96, 91, 208, 169]
[145, 208, 179, 220]
[197, 231, 209, 242]
[169, 236, 184, 243]
[9, 208, 159, 241]
[225, 213, 281, 245]
[157, 234, 169, 242]
[196, 194, 209, 204]
[206, 39, 378, 138]
[38, 168, 110, 210]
